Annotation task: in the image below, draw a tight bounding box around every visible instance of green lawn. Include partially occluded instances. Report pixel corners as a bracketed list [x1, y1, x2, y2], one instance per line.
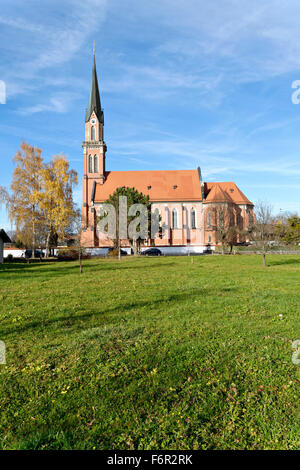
[0, 255, 299, 450]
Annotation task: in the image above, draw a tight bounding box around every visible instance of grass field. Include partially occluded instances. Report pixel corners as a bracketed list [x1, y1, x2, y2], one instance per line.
[0, 255, 299, 450]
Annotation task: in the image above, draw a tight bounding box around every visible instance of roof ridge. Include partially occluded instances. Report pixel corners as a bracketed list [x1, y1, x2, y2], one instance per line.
[105, 169, 198, 174]
[204, 182, 232, 203]
[94, 169, 202, 203]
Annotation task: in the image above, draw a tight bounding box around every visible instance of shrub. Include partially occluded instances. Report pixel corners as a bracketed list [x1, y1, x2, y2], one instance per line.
[15, 239, 24, 249]
[57, 248, 91, 261]
[108, 248, 119, 258]
[5, 254, 13, 261]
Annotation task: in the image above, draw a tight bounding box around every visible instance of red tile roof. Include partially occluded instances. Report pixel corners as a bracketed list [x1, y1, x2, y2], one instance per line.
[94, 170, 202, 202]
[204, 182, 253, 205]
[204, 183, 232, 203]
[93, 171, 253, 206]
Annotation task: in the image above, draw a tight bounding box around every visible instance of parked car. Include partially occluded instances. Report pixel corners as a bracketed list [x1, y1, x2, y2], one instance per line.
[24, 249, 45, 259]
[203, 244, 213, 254]
[141, 248, 162, 256]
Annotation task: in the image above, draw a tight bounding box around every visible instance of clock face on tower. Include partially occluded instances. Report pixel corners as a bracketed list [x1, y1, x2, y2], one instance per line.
[90, 118, 96, 125]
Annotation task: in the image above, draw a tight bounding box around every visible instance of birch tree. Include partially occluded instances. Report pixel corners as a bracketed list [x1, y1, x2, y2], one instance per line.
[9, 142, 43, 258]
[41, 155, 78, 257]
[0, 186, 8, 206]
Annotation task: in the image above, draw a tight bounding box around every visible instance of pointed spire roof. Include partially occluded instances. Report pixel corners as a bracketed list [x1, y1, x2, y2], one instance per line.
[85, 49, 104, 123]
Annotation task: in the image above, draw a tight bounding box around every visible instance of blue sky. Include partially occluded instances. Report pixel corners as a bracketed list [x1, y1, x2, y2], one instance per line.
[1, 0, 300, 230]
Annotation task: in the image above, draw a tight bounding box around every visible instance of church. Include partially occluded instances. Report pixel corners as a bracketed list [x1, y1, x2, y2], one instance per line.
[81, 53, 254, 254]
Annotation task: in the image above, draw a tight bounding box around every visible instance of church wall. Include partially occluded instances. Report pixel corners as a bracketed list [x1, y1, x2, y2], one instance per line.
[86, 201, 206, 248]
[81, 195, 254, 249]
[149, 202, 205, 246]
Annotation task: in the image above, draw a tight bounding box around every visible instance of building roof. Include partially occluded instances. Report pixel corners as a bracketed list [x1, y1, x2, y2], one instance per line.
[204, 183, 233, 203]
[92, 170, 253, 206]
[0, 229, 11, 243]
[3, 247, 22, 251]
[204, 182, 253, 205]
[85, 54, 104, 124]
[94, 170, 202, 202]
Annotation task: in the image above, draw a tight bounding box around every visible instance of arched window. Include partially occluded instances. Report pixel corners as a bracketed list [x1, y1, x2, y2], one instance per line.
[191, 209, 196, 229]
[172, 209, 178, 229]
[248, 211, 253, 225]
[219, 211, 224, 226]
[88, 154, 93, 173]
[207, 211, 211, 227]
[91, 126, 95, 141]
[94, 155, 99, 173]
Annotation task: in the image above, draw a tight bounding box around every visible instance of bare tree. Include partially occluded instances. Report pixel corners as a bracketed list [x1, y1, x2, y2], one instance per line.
[248, 201, 274, 267]
[213, 204, 239, 254]
[0, 186, 8, 207]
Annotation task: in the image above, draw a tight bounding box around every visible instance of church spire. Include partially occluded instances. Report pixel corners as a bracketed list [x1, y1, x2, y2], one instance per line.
[85, 45, 104, 123]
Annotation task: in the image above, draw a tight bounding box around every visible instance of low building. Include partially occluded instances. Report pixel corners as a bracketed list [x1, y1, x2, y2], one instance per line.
[0, 230, 11, 263]
[3, 247, 25, 259]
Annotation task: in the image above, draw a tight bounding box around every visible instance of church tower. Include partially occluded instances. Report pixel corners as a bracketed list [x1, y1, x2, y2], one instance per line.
[82, 48, 107, 236]
[83, 47, 106, 182]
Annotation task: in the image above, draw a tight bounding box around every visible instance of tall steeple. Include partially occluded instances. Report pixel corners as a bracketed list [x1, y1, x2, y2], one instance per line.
[82, 44, 107, 228]
[85, 45, 104, 124]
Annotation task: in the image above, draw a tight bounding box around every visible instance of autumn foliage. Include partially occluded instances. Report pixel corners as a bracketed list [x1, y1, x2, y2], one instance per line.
[8, 142, 78, 257]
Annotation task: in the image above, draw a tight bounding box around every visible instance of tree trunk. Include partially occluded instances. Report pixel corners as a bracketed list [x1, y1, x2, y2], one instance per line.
[32, 215, 35, 259]
[79, 249, 82, 273]
[262, 253, 266, 267]
[45, 231, 51, 258]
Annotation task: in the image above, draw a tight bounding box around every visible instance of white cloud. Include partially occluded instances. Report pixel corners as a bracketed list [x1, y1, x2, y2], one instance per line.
[0, 16, 45, 33]
[4, 0, 300, 109]
[1, 0, 108, 99]
[121, 0, 300, 83]
[16, 92, 78, 115]
[110, 133, 300, 179]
